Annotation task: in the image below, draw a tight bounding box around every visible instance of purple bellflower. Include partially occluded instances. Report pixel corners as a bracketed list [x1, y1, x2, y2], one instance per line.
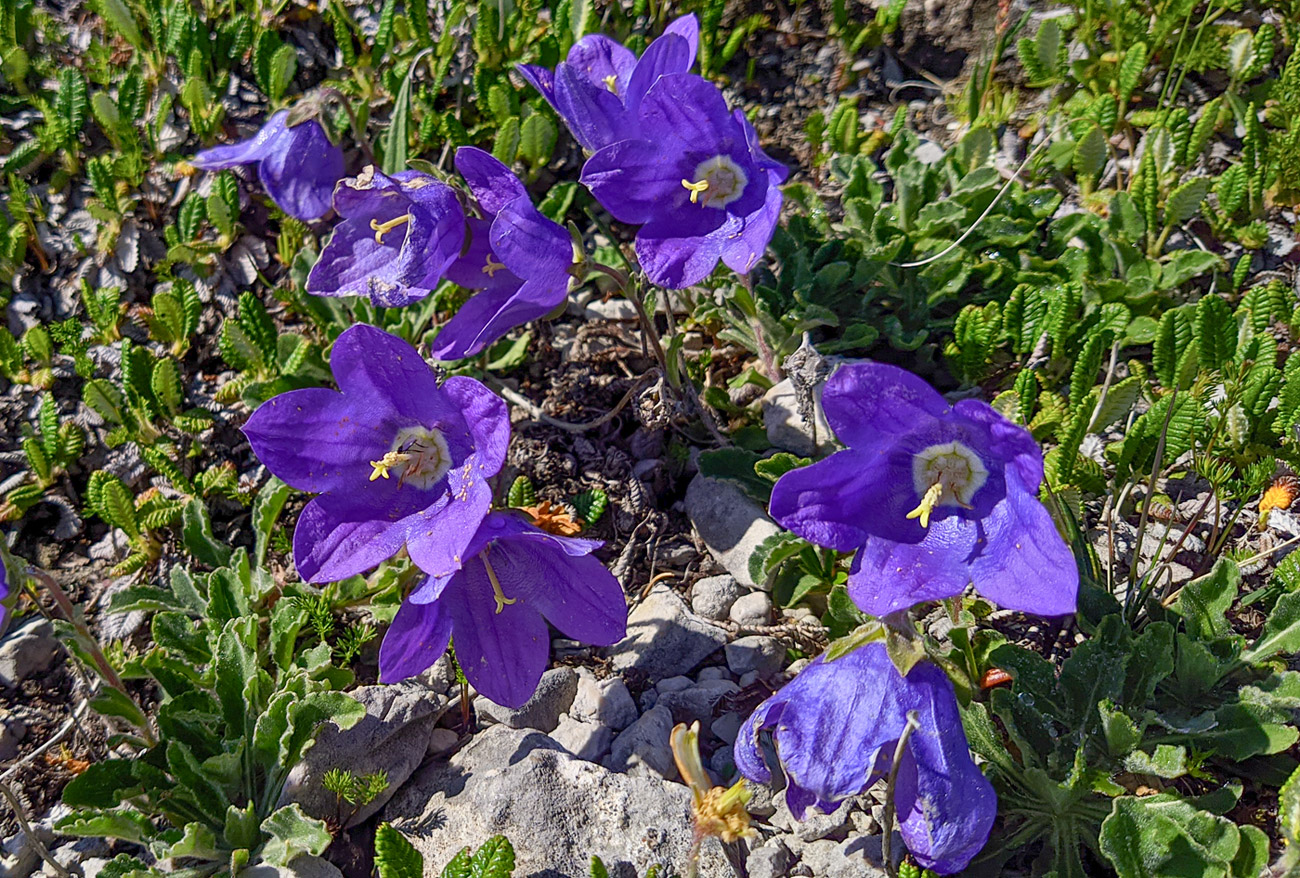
[378, 511, 627, 708]
[307, 167, 466, 308]
[517, 15, 699, 152]
[0, 557, 9, 634]
[430, 148, 578, 360]
[191, 110, 345, 222]
[769, 363, 1078, 618]
[243, 324, 509, 584]
[580, 73, 787, 289]
[734, 643, 996, 875]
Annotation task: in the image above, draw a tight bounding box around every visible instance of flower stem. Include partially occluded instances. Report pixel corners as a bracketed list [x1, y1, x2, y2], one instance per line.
[0, 777, 74, 878]
[881, 710, 920, 878]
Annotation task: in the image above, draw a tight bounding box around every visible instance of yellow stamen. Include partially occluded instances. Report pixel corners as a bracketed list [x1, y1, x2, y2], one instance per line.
[370, 214, 411, 244]
[482, 254, 508, 278]
[482, 554, 517, 614]
[369, 451, 410, 481]
[681, 178, 710, 204]
[602, 74, 619, 93]
[906, 482, 944, 528]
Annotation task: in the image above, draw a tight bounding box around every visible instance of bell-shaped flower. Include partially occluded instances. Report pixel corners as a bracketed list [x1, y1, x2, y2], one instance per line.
[517, 14, 699, 151]
[429, 148, 578, 360]
[580, 74, 787, 289]
[769, 363, 1078, 617]
[378, 511, 627, 708]
[306, 166, 466, 308]
[243, 323, 509, 583]
[734, 643, 996, 875]
[0, 558, 9, 635]
[191, 110, 344, 222]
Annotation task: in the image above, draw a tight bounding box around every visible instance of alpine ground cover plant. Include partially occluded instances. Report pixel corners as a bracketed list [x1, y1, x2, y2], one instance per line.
[4, 0, 1300, 876]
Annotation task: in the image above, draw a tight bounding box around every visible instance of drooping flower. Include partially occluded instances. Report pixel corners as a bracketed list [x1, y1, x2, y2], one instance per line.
[243, 324, 508, 583]
[307, 166, 465, 308]
[429, 148, 577, 360]
[734, 643, 996, 875]
[378, 511, 627, 708]
[517, 14, 699, 151]
[768, 362, 1078, 617]
[191, 110, 345, 222]
[0, 555, 9, 635]
[580, 73, 787, 289]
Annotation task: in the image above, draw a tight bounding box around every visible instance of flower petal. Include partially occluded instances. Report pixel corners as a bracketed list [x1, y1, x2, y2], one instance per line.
[637, 74, 739, 157]
[662, 14, 700, 68]
[487, 538, 627, 646]
[554, 62, 631, 151]
[625, 33, 692, 119]
[293, 496, 413, 583]
[848, 517, 979, 616]
[256, 118, 344, 221]
[820, 362, 950, 452]
[378, 596, 453, 683]
[969, 472, 1078, 616]
[327, 325, 449, 424]
[454, 147, 528, 216]
[634, 210, 731, 289]
[719, 176, 782, 276]
[242, 387, 392, 494]
[516, 63, 558, 108]
[405, 475, 493, 577]
[430, 276, 565, 360]
[565, 34, 637, 93]
[490, 197, 572, 282]
[769, 448, 912, 552]
[445, 563, 552, 708]
[191, 110, 289, 169]
[445, 217, 505, 291]
[738, 108, 789, 183]
[307, 217, 410, 298]
[580, 138, 689, 225]
[398, 184, 465, 287]
[441, 376, 511, 476]
[954, 398, 1045, 489]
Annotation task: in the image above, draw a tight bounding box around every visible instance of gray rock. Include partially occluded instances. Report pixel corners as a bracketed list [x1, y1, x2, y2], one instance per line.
[239, 855, 343, 878]
[281, 682, 447, 828]
[478, 667, 578, 733]
[696, 666, 731, 682]
[709, 744, 736, 779]
[657, 675, 694, 694]
[426, 728, 460, 758]
[684, 474, 782, 590]
[0, 617, 60, 689]
[691, 575, 741, 622]
[570, 670, 638, 732]
[385, 726, 727, 877]
[762, 379, 835, 457]
[551, 715, 614, 762]
[710, 712, 743, 745]
[726, 636, 784, 679]
[657, 679, 741, 728]
[794, 798, 855, 842]
[0, 709, 27, 761]
[747, 840, 795, 878]
[607, 585, 727, 679]
[730, 592, 773, 627]
[583, 297, 639, 321]
[607, 704, 678, 780]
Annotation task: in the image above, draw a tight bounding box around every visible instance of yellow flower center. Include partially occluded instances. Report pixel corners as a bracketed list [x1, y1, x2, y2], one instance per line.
[906, 441, 988, 528]
[482, 553, 517, 614]
[602, 74, 619, 93]
[370, 213, 411, 244]
[681, 155, 748, 208]
[368, 425, 452, 489]
[482, 253, 508, 278]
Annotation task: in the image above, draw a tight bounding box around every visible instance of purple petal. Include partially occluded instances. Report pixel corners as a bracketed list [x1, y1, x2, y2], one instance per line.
[445, 563, 552, 708]
[242, 387, 392, 494]
[441, 376, 511, 476]
[397, 185, 465, 288]
[516, 63, 558, 109]
[491, 197, 573, 283]
[970, 473, 1078, 616]
[307, 217, 412, 299]
[634, 210, 732, 289]
[637, 74, 738, 157]
[954, 398, 1046, 489]
[565, 34, 637, 93]
[405, 475, 494, 578]
[486, 537, 627, 646]
[446, 218, 505, 291]
[430, 276, 565, 360]
[662, 14, 701, 68]
[625, 33, 692, 119]
[191, 110, 289, 169]
[769, 448, 912, 552]
[719, 177, 782, 276]
[734, 696, 785, 784]
[256, 119, 345, 221]
[848, 518, 979, 616]
[378, 597, 453, 683]
[455, 147, 528, 216]
[327, 325, 449, 424]
[738, 108, 789, 184]
[293, 496, 412, 583]
[580, 138, 689, 225]
[820, 362, 950, 452]
[554, 63, 631, 151]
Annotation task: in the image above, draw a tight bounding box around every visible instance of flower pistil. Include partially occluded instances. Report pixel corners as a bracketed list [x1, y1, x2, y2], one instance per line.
[681, 155, 748, 208]
[370, 214, 411, 244]
[482, 253, 508, 278]
[906, 441, 988, 528]
[481, 552, 518, 614]
[368, 426, 453, 488]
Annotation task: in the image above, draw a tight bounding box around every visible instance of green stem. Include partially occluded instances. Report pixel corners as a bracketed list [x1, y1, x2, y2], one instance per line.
[882, 710, 921, 878]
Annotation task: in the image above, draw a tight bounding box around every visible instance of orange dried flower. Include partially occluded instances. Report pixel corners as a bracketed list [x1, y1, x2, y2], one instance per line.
[45, 744, 90, 775]
[980, 668, 1013, 690]
[521, 500, 583, 536]
[1259, 476, 1299, 529]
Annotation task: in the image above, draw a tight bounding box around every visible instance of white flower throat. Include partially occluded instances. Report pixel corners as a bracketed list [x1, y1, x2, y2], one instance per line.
[681, 155, 748, 209]
[369, 425, 453, 489]
[906, 441, 989, 528]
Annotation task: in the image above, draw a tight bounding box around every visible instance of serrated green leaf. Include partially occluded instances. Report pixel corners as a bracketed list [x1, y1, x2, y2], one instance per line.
[375, 823, 424, 878]
[259, 805, 332, 867]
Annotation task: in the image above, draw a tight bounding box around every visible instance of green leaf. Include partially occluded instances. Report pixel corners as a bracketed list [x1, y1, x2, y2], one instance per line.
[215, 619, 258, 734]
[1174, 558, 1238, 642]
[375, 823, 424, 878]
[1100, 795, 1241, 878]
[54, 809, 156, 843]
[518, 114, 557, 167]
[1117, 44, 1148, 112]
[259, 804, 332, 867]
[467, 835, 515, 878]
[1073, 124, 1107, 182]
[151, 356, 183, 415]
[252, 477, 292, 568]
[1164, 178, 1208, 226]
[61, 760, 141, 808]
[1122, 745, 1188, 779]
[182, 498, 233, 568]
[506, 475, 535, 509]
[267, 44, 298, 103]
[1242, 590, 1300, 664]
[94, 0, 144, 50]
[383, 64, 413, 175]
[280, 691, 365, 768]
[492, 116, 521, 165]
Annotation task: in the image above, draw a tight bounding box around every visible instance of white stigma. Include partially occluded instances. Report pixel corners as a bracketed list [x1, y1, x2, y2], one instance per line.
[906, 441, 989, 527]
[369, 425, 453, 490]
[681, 155, 748, 209]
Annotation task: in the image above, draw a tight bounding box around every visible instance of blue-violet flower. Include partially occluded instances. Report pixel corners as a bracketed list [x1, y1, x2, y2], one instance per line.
[517, 14, 699, 151]
[580, 73, 787, 289]
[379, 511, 627, 708]
[769, 362, 1078, 617]
[734, 643, 996, 875]
[243, 323, 509, 583]
[430, 148, 578, 360]
[307, 166, 466, 308]
[191, 110, 344, 222]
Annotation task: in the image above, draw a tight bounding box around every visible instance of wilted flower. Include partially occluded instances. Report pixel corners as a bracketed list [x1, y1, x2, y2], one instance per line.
[243, 323, 508, 583]
[517, 14, 699, 151]
[191, 110, 344, 222]
[580, 73, 787, 289]
[378, 511, 627, 707]
[430, 148, 577, 360]
[768, 362, 1078, 617]
[734, 643, 996, 875]
[307, 166, 466, 308]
